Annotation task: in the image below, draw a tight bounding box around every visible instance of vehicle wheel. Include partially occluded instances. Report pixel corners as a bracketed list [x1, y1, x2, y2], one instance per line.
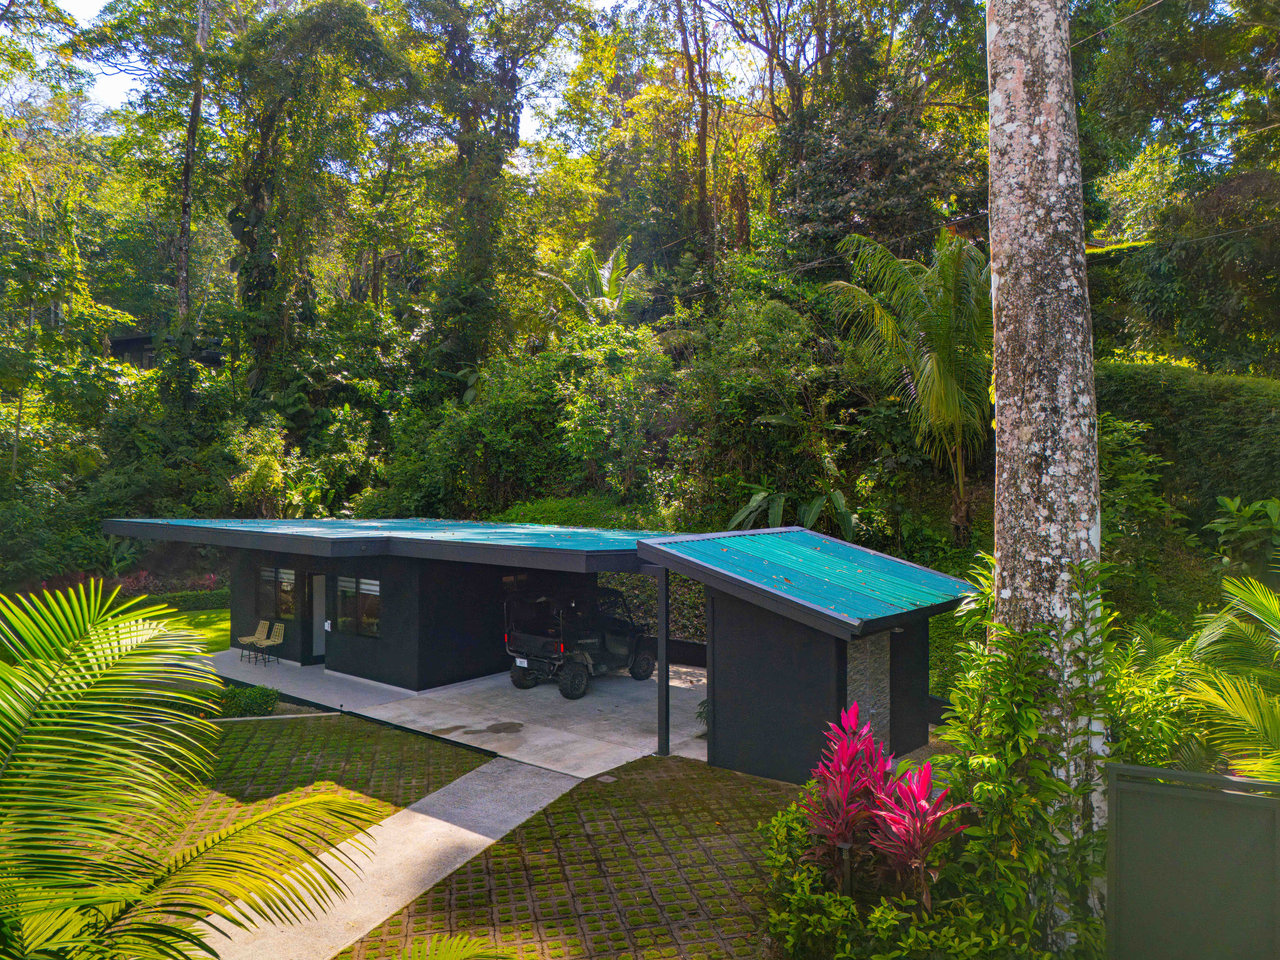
[629, 651, 656, 681]
[510, 663, 538, 690]
[558, 662, 590, 700]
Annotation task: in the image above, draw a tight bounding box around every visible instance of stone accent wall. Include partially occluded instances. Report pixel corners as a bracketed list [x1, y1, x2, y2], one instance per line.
[846, 631, 892, 744]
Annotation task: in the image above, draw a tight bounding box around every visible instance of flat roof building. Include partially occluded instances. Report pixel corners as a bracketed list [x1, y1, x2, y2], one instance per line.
[105, 517, 971, 782]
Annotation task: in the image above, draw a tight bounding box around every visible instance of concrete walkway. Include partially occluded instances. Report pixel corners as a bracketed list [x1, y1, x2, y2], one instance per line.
[209, 757, 578, 960]
[213, 650, 416, 712]
[214, 649, 708, 778]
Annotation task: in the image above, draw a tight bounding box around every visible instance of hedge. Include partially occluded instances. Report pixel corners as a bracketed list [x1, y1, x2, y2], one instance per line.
[220, 684, 280, 718]
[1096, 361, 1280, 525]
[140, 587, 231, 612]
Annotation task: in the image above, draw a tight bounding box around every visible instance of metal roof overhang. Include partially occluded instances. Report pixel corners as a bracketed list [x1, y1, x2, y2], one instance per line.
[101, 519, 645, 573]
[637, 527, 971, 639]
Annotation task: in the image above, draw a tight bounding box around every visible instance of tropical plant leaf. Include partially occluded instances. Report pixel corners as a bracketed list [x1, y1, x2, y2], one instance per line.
[0, 582, 383, 960]
[400, 934, 512, 960]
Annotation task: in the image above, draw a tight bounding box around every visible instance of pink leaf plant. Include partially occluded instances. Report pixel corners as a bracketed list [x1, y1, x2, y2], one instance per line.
[868, 761, 969, 912]
[800, 703, 894, 888]
[801, 702, 969, 911]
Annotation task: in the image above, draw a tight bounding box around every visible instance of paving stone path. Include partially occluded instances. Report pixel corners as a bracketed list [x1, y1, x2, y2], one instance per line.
[336, 756, 796, 960]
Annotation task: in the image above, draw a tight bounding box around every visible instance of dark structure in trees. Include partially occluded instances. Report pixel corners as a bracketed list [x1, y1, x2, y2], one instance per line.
[104, 518, 970, 783]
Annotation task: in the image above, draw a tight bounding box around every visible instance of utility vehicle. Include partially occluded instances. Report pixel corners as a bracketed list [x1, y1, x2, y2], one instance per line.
[504, 587, 656, 699]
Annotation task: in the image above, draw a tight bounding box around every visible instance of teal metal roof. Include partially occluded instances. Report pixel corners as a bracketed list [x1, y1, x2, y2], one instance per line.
[636, 527, 972, 637]
[102, 517, 664, 573]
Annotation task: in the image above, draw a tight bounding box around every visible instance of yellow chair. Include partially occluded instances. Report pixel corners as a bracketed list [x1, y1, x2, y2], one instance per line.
[238, 621, 270, 661]
[257, 622, 285, 665]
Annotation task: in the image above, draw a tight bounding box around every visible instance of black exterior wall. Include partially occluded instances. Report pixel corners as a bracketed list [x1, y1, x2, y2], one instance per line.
[230, 550, 319, 666]
[702, 588, 933, 784]
[887, 621, 931, 755]
[230, 550, 417, 678]
[227, 548, 597, 691]
[705, 588, 845, 784]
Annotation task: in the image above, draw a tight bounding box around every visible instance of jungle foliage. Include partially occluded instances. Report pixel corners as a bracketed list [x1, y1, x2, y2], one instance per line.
[0, 0, 1274, 646]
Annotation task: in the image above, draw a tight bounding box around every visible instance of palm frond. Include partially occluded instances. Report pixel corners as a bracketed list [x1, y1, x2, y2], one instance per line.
[1222, 576, 1280, 641]
[401, 934, 512, 960]
[0, 582, 383, 960]
[1185, 672, 1280, 779]
[0, 584, 220, 884]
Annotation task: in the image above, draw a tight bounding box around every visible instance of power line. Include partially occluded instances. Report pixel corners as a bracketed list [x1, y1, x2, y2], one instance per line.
[950, 0, 1175, 110]
[1070, 0, 1170, 48]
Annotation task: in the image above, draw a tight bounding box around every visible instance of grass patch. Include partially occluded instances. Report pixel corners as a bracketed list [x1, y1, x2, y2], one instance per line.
[338, 755, 795, 960]
[168, 714, 489, 857]
[166, 607, 230, 653]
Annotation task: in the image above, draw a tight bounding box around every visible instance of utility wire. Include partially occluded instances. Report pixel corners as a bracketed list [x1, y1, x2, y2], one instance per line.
[1070, 0, 1170, 48]
[951, 0, 1175, 110]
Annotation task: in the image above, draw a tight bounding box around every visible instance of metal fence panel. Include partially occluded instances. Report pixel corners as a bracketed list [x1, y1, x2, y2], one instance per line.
[1108, 764, 1280, 960]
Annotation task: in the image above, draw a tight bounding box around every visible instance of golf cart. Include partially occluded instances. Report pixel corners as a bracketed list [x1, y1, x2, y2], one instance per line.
[504, 586, 657, 699]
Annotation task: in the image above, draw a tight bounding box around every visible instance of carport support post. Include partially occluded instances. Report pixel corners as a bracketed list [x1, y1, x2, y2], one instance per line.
[658, 565, 670, 756]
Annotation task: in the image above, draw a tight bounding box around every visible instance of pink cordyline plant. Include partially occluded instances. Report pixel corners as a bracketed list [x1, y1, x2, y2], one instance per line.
[801, 703, 894, 879]
[869, 761, 969, 912]
[802, 703, 969, 909]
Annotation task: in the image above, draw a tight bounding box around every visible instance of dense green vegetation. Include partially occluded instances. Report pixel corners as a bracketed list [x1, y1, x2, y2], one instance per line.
[0, 0, 1275, 631]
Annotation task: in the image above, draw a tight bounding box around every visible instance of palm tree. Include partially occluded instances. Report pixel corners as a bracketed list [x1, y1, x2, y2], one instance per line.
[1183, 576, 1280, 779]
[540, 236, 647, 325]
[0, 582, 381, 960]
[827, 231, 992, 543]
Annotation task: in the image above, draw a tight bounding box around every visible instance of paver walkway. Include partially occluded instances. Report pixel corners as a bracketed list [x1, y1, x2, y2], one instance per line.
[337, 756, 796, 960]
[209, 757, 579, 960]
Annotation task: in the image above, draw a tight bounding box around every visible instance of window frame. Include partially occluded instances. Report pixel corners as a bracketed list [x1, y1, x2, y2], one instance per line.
[336, 576, 381, 638]
[257, 566, 299, 621]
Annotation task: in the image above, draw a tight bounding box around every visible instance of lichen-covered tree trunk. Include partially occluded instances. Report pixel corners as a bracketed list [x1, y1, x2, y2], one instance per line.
[987, 0, 1100, 634]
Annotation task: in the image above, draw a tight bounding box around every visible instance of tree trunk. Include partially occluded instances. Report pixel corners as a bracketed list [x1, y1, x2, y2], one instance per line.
[9, 386, 21, 480]
[673, 0, 711, 258]
[987, 0, 1100, 634]
[175, 0, 210, 329]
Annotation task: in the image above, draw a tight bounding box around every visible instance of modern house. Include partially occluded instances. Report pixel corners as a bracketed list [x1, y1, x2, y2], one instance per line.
[104, 517, 971, 782]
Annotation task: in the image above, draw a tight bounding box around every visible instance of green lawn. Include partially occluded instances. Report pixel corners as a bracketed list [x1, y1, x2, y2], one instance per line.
[166, 607, 231, 652]
[164, 714, 489, 867]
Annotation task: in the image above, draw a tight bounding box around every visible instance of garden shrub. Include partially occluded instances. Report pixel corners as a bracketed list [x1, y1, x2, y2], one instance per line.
[140, 587, 231, 611]
[1095, 361, 1280, 525]
[1096, 413, 1221, 625]
[764, 563, 1167, 960]
[371, 324, 671, 518]
[220, 684, 280, 718]
[763, 705, 1045, 960]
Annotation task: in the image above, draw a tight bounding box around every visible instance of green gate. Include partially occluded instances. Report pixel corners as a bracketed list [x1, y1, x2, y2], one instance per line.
[1108, 763, 1280, 959]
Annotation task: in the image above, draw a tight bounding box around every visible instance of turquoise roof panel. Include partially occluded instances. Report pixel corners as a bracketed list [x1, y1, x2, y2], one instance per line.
[636, 527, 972, 637]
[102, 517, 665, 572]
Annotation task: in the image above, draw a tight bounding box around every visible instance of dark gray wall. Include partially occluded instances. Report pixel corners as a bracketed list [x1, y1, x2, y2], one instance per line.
[230, 550, 314, 664]
[228, 549, 600, 691]
[415, 559, 508, 689]
[702, 589, 934, 783]
[230, 550, 419, 679]
[323, 556, 421, 688]
[888, 622, 930, 754]
[705, 588, 844, 784]
[1109, 765, 1280, 960]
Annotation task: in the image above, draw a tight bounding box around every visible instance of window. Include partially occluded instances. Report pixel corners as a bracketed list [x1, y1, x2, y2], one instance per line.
[337, 577, 381, 637]
[257, 567, 299, 620]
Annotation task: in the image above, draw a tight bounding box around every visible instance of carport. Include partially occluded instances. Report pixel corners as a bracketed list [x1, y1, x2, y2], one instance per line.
[640, 527, 972, 784]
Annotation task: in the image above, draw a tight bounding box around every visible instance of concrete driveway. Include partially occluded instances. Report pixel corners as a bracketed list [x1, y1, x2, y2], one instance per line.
[214, 649, 706, 778]
[356, 666, 707, 777]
